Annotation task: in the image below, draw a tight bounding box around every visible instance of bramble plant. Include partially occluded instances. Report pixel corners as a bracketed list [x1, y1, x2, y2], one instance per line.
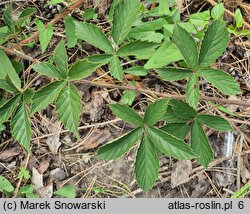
[0, 0, 244, 193]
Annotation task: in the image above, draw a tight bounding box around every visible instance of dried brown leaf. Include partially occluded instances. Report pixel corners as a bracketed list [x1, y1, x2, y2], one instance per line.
[0, 145, 22, 162]
[171, 160, 192, 188]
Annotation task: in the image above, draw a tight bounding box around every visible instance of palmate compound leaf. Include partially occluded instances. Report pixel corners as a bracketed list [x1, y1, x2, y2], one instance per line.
[112, 0, 140, 44]
[97, 127, 144, 160]
[197, 114, 233, 131]
[199, 20, 229, 67]
[143, 99, 168, 126]
[68, 54, 113, 80]
[56, 84, 82, 137]
[109, 104, 143, 127]
[135, 135, 159, 192]
[156, 67, 193, 82]
[74, 21, 113, 54]
[190, 120, 213, 168]
[30, 81, 65, 115]
[11, 103, 31, 152]
[199, 68, 241, 96]
[0, 49, 21, 90]
[172, 25, 199, 70]
[186, 73, 199, 109]
[54, 40, 68, 77]
[0, 95, 20, 125]
[147, 127, 195, 160]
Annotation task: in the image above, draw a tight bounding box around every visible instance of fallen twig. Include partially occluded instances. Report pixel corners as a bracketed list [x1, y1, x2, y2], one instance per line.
[81, 79, 250, 107]
[20, 0, 85, 45]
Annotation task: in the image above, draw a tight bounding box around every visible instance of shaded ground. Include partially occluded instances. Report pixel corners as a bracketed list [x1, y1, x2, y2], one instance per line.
[0, 0, 250, 198]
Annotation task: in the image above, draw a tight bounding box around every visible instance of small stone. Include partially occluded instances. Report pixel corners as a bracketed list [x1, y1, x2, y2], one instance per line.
[50, 168, 66, 181]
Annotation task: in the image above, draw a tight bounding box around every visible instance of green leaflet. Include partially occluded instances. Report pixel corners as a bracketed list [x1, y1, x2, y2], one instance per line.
[186, 73, 199, 109]
[143, 99, 168, 126]
[0, 79, 17, 93]
[211, 3, 225, 20]
[109, 104, 143, 127]
[23, 88, 34, 104]
[3, 5, 15, 33]
[170, 100, 197, 119]
[147, 127, 195, 160]
[124, 66, 148, 76]
[117, 41, 159, 58]
[11, 104, 31, 152]
[235, 9, 243, 29]
[130, 31, 163, 44]
[69, 55, 112, 80]
[47, 0, 65, 6]
[98, 127, 144, 160]
[12, 60, 24, 74]
[190, 120, 213, 168]
[30, 81, 65, 115]
[109, 56, 123, 81]
[128, 18, 166, 43]
[199, 68, 241, 95]
[121, 90, 136, 106]
[54, 186, 76, 198]
[35, 19, 53, 53]
[17, 7, 37, 27]
[199, 20, 229, 67]
[172, 25, 199, 70]
[108, 0, 120, 21]
[56, 84, 82, 137]
[160, 123, 189, 140]
[189, 11, 210, 28]
[164, 23, 197, 36]
[74, 21, 113, 54]
[0, 95, 20, 125]
[0, 49, 21, 90]
[156, 67, 193, 81]
[163, 106, 190, 123]
[64, 16, 77, 48]
[197, 114, 233, 131]
[112, 0, 140, 44]
[19, 185, 38, 198]
[82, 8, 97, 21]
[0, 176, 14, 193]
[32, 62, 64, 79]
[54, 40, 68, 77]
[144, 42, 183, 69]
[158, 0, 173, 15]
[18, 167, 30, 179]
[135, 135, 159, 192]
